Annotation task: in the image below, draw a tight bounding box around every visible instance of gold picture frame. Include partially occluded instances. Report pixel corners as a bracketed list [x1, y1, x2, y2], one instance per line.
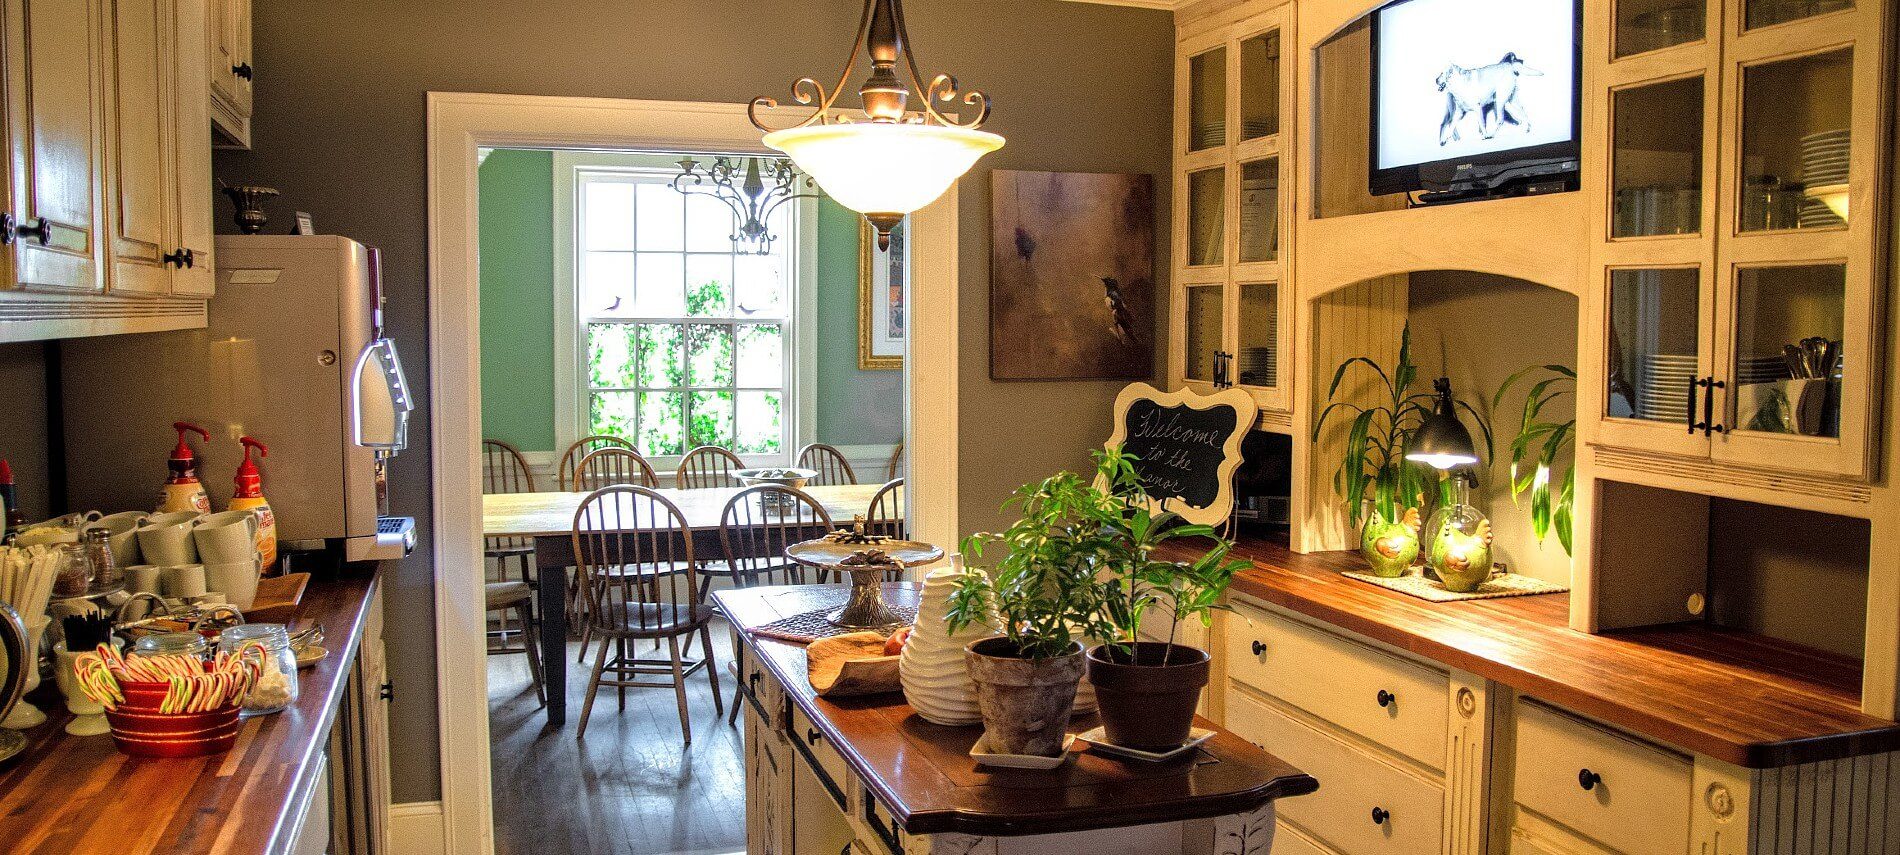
[858, 217, 905, 370]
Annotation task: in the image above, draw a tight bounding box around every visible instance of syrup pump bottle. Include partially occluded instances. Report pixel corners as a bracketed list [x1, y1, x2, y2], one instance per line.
[227, 436, 277, 571]
[157, 422, 213, 514]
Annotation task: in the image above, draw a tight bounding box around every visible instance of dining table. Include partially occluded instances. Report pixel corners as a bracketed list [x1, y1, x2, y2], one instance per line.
[482, 482, 892, 725]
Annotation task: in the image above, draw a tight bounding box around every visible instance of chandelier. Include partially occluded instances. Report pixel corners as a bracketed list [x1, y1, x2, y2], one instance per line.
[750, 0, 1004, 250]
[671, 156, 823, 255]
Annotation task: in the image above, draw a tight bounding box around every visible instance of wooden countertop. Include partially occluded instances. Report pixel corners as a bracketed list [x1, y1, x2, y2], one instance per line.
[716, 584, 1319, 837]
[1192, 536, 1900, 768]
[0, 568, 380, 855]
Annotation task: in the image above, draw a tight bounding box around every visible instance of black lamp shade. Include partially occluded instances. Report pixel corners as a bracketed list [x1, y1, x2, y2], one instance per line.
[1406, 378, 1479, 470]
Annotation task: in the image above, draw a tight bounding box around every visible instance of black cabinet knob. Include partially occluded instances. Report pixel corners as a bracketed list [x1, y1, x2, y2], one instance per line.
[233, 62, 253, 81]
[807, 728, 822, 745]
[11, 216, 48, 246]
[1250, 639, 1267, 656]
[1371, 806, 1389, 825]
[163, 248, 195, 269]
[1579, 768, 1601, 791]
[1377, 689, 1395, 708]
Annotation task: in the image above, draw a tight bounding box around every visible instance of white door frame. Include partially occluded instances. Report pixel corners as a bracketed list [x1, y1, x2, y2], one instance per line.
[425, 91, 959, 855]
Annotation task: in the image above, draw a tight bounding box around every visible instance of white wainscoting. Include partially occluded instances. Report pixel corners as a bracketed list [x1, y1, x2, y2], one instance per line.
[387, 801, 447, 855]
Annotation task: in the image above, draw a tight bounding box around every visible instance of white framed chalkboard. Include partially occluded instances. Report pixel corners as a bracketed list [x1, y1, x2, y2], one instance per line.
[1104, 383, 1258, 526]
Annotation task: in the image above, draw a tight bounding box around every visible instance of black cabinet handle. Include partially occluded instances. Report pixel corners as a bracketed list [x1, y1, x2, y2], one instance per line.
[1250, 639, 1267, 656]
[1703, 379, 1726, 436]
[233, 62, 253, 81]
[1686, 377, 1704, 434]
[12, 216, 48, 246]
[163, 248, 195, 269]
[807, 728, 822, 745]
[1371, 806, 1389, 825]
[1377, 689, 1395, 708]
[1579, 768, 1601, 791]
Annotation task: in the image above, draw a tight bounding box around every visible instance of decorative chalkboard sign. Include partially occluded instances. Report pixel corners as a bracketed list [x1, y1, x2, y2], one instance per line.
[1104, 383, 1258, 526]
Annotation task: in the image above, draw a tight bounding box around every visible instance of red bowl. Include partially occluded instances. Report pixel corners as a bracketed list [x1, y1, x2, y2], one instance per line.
[104, 705, 241, 757]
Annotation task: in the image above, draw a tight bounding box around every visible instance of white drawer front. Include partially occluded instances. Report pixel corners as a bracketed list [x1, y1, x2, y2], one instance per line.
[1512, 700, 1691, 854]
[791, 702, 852, 807]
[1228, 688, 1445, 855]
[1226, 600, 1449, 770]
[1274, 820, 1342, 855]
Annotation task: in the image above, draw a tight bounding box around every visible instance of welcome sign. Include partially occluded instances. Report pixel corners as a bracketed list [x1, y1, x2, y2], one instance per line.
[1105, 383, 1257, 526]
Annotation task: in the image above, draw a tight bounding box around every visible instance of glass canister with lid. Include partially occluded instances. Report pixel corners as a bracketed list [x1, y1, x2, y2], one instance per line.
[133, 631, 211, 658]
[218, 623, 300, 714]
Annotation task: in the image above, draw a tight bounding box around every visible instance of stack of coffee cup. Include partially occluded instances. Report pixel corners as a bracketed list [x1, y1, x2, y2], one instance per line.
[192, 512, 261, 610]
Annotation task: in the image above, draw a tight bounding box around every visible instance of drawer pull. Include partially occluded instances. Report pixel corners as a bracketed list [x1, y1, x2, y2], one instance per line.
[1377, 689, 1395, 708]
[807, 728, 822, 746]
[1371, 806, 1390, 825]
[1250, 639, 1266, 656]
[1578, 768, 1602, 791]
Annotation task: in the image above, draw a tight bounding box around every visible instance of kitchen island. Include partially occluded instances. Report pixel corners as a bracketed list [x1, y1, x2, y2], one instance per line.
[716, 583, 1318, 855]
[0, 565, 385, 855]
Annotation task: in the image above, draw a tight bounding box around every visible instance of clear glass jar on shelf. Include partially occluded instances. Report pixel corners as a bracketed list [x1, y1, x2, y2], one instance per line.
[219, 623, 300, 715]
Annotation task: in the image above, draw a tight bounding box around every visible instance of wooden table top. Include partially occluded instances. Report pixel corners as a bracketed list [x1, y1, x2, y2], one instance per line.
[483, 483, 888, 538]
[715, 584, 1318, 838]
[0, 567, 380, 854]
[1192, 535, 1900, 768]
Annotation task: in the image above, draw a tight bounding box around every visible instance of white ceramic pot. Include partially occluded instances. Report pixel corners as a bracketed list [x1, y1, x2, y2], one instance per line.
[899, 564, 993, 726]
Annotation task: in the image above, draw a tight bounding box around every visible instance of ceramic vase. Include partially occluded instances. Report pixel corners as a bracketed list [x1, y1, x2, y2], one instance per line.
[1359, 505, 1421, 578]
[0, 618, 47, 729]
[55, 642, 116, 736]
[899, 564, 992, 726]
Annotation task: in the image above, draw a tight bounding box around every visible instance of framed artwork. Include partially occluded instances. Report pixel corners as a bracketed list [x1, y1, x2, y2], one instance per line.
[990, 170, 1155, 380]
[858, 216, 906, 370]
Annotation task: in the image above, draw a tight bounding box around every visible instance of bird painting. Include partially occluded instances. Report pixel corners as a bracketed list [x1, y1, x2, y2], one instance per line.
[1102, 277, 1139, 346]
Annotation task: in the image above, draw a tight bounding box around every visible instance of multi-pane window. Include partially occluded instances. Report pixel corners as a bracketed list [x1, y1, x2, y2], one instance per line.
[577, 170, 792, 457]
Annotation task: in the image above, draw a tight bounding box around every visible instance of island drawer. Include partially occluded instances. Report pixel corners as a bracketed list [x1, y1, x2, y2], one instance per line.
[1227, 688, 1445, 855]
[735, 639, 787, 729]
[790, 702, 852, 810]
[1511, 699, 1691, 854]
[1225, 600, 1449, 770]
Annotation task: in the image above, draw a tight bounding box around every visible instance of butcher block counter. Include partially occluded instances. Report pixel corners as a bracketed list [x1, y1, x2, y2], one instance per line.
[716, 583, 1318, 855]
[0, 567, 383, 855]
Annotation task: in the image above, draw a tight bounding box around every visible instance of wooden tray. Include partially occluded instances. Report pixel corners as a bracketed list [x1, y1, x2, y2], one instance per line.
[243, 572, 310, 624]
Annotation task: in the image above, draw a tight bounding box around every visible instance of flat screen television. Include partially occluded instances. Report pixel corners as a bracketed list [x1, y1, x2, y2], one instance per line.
[1369, 0, 1582, 197]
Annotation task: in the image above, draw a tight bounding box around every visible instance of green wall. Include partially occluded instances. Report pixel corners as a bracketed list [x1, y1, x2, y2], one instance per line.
[476, 151, 900, 454]
[477, 149, 558, 452]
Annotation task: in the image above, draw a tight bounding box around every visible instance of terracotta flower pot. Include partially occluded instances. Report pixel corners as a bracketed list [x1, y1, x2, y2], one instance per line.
[1086, 642, 1210, 751]
[963, 636, 1084, 757]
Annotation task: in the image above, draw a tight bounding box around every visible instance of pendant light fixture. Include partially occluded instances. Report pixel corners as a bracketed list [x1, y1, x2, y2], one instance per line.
[750, 0, 1003, 250]
[671, 156, 824, 255]
[1405, 378, 1482, 471]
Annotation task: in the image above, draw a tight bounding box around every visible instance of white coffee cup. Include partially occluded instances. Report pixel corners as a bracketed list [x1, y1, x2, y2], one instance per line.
[160, 564, 209, 599]
[124, 564, 164, 595]
[205, 559, 262, 610]
[137, 512, 202, 566]
[87, 511, 148, 568]
[192, 510, 260, 564]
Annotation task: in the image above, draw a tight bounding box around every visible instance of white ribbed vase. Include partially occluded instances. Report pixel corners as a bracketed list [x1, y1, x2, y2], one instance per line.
[900, 566, 992, 726]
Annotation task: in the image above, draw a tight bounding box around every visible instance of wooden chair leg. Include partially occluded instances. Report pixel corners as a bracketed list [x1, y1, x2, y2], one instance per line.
[518, 602, 545, 706]
[700, 623, 723, 716]
[668, 634, 691, 746]
[576, 635, 611, 740]
[616, 637, 628, 711]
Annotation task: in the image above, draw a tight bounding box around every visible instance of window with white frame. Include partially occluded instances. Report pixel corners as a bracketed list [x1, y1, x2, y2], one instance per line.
[569, 164, 801, 461]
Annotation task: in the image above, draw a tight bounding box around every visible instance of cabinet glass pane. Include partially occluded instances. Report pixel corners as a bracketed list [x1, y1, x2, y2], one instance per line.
[1190, 47, 1227, 152]
[1616, 0, 1705, 57]
[1607, 268, 1701, 425]
[1188, 167, 1226, 267]
[1740, 49, 1852, 232]
[1612, 78, 1703, 237]
[1732, 264, 1844, 438]
[1237, 283, 1278, 388]
[1239, 159, 1279, 263]
[1184, 285, 1224, 383]
[1239, 31, 1280, 141]
[1746, 0, 1852, 30]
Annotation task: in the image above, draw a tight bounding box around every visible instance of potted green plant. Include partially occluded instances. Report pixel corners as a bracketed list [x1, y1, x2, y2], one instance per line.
[951, 448, 1249, 755]
[1314, 327, 1490, 575]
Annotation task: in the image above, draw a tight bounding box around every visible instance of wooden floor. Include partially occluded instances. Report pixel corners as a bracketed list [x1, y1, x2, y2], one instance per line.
[488, 620, 744, 855]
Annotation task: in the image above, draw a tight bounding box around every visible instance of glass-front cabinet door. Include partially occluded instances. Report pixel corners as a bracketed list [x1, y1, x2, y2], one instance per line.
[1171, 6, 1292, 415]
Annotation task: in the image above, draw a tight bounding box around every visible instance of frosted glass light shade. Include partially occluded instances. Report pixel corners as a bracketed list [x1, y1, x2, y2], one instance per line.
[764, 122, 1004, 217]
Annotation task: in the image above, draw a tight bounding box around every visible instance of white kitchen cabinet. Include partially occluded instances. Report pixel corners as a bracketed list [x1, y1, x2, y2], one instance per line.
[102, 0, 171, 295]
[5, 0, 106, 294]
[205, 0, 248, 147]
[166, 0, 213, 295]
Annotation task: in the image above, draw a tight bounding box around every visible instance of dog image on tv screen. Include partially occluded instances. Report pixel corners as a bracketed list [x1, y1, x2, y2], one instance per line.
[1435, 52, 1544, 145]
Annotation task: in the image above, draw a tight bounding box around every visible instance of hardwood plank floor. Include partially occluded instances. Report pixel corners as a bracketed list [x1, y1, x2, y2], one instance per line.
[489, 620, 743, 855]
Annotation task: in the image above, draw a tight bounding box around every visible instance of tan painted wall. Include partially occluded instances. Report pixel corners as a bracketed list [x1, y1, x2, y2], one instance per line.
[211, 0, 1173, 801]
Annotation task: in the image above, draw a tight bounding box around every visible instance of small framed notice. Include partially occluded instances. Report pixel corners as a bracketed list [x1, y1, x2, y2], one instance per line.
[1105, 382, 1257, 526]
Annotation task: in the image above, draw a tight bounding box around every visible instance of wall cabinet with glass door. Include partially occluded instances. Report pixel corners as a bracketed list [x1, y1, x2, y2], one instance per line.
[1586, 0, 1888, 485]
[1171, 4, 1294, 421]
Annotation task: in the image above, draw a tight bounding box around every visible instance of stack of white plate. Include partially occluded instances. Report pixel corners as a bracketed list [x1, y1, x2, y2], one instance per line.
[1239, 346, 1277, 387]
[1735, 355, 1790, 386]
[1191, 119, 1275, 149]
[1799, 129, 1848, 228]
[1636, 353, 1698, 421]
[1239, 174, 1279, 260]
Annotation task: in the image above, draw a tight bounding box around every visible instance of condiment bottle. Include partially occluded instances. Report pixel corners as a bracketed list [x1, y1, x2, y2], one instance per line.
[157, 422, 213, 514]
[81, 527, 122, 595]
[0, 459, 23, 539]
[227, 436, 277, 571]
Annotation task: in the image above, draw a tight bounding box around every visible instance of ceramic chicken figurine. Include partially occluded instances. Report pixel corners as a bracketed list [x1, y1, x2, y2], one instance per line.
[1359, 506, 1421, 578]
[1431, 517, 1495, 593]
